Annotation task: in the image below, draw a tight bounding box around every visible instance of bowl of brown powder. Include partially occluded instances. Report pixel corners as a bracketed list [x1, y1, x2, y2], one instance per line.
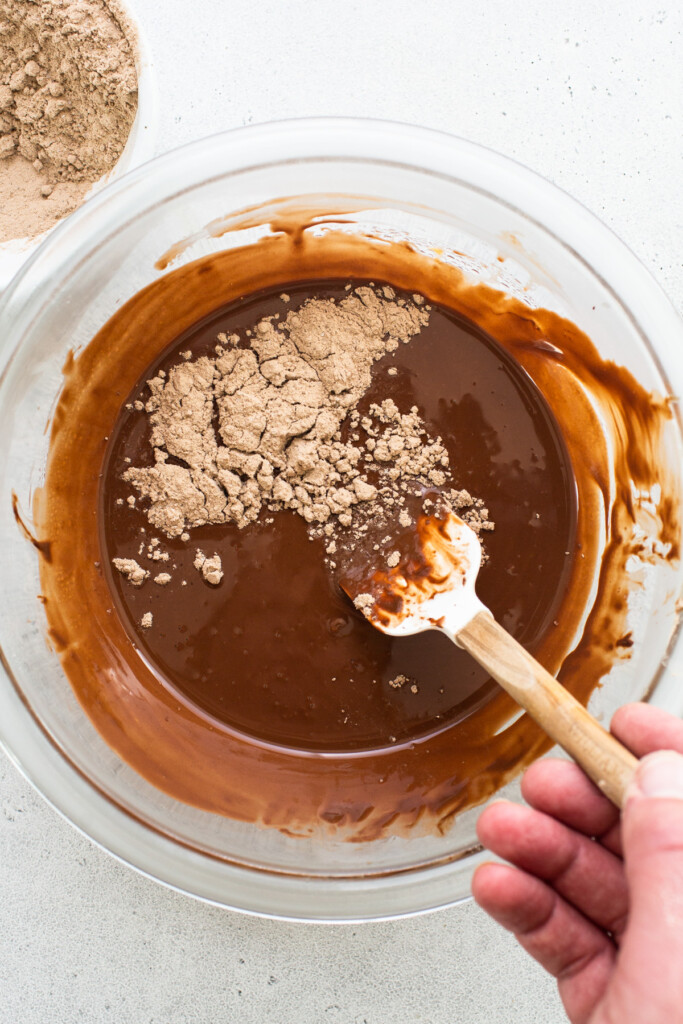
[0, 0, 156, 289]
[0, 119, 681, 921]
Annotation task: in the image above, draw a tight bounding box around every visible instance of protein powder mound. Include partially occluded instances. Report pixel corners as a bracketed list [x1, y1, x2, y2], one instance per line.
[0, 0, 138, 243]
[122, 286, 491, 540]
[114, 285, 494, 611]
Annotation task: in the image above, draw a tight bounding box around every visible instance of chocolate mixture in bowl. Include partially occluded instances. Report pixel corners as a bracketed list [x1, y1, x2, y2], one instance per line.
[101, 280, 572, 751]
[35, 213, 679, 839]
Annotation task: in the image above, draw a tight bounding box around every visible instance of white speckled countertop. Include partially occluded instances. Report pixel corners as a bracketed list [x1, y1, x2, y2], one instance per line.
[1, 2, 681, 1020]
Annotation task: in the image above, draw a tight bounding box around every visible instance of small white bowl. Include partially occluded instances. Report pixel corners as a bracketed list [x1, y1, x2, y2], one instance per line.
[0, 0, 158, 292]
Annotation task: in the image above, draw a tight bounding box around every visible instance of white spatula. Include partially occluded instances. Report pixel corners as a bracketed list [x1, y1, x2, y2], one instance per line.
[344, 512, 638, 807]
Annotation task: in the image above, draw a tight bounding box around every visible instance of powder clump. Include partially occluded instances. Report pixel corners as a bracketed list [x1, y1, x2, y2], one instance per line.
[194, 549, 223, 586]
[124, 287, 432, 536]
[112, 557, 148, 587]
[388, 674, 410, 689]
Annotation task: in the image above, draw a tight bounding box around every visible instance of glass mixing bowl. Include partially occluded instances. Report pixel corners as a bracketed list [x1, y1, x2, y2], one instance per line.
[0, 118, 682, 922]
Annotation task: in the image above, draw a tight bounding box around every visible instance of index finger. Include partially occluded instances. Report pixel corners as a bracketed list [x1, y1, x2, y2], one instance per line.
[522, 758, 622, 855]
[611, 703, 683, 756]
[521, 704, 683, 853]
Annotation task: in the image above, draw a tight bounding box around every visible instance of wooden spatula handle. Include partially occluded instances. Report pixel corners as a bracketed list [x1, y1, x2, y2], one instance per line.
[457, 611, 638, 808]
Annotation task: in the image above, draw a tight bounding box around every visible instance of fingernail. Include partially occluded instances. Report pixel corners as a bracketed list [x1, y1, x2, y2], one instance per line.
[628, 751, 683, 801]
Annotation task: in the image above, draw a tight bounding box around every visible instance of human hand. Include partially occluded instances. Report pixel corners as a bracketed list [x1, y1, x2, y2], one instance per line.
[472, 702, 683, 1024]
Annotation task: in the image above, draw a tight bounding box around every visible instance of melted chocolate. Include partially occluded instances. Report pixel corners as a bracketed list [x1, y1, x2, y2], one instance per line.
[101, 282, 576, 751]
[33, 216, 680, 840]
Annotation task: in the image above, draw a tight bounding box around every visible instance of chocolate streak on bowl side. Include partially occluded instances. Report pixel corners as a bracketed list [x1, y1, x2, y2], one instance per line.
[34, 212, 680, 841]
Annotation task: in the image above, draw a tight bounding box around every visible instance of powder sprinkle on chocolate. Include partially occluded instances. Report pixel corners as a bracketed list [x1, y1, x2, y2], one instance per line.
[120, 287, 492, 569]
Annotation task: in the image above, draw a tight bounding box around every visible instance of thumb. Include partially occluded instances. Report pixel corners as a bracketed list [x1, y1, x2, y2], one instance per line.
[618, 751, 683, 1007]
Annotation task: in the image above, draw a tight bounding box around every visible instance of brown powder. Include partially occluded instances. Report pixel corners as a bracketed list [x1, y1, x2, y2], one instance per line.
[353, 592, 375, 614]
[387, 674, 418, 694]
[0, 0, 138, 243]
[112, 556, 147, 586]
[0, 155, 89, 241]
[118, 285, 494, 595]
[388, 673, 409, 689]
[194, 549, 223, 586]
[123, 286, 431, 536]
[342, 397, 494, 543]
